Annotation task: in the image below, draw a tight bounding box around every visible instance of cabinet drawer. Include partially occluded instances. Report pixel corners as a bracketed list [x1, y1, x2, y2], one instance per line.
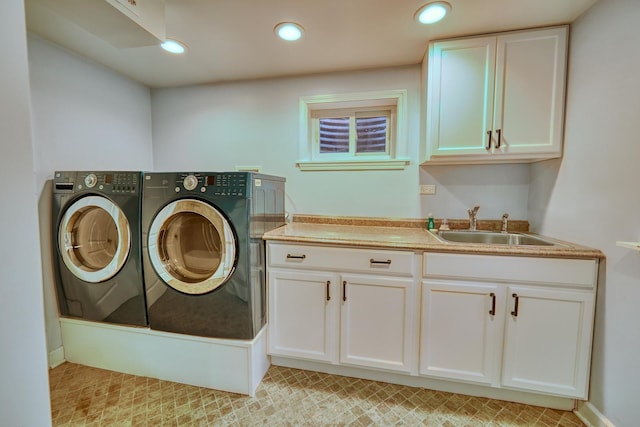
[268, 243, 416, 276]
[424, 253, 597, 287]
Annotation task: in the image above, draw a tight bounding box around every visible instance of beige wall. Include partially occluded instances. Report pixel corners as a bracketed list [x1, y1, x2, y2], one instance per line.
[530, 0, 640, 424]
[0, 1, 51, 425]
[151, 67, 532, 221]
[27, 34, 154, 358]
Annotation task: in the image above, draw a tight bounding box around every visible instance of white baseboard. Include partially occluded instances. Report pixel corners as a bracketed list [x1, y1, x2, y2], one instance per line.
[575, 401, 616, 427]
[272, 356, 576, 410]
[48, 346, 65, 368]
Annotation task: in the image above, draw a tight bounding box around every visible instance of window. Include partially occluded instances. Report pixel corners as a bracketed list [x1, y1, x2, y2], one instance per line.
[317, 109, 391, 156]
[298, 90, 409, 171]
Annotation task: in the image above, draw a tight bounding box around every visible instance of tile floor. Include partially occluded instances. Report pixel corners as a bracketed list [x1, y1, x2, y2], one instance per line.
[49, 362, 585, 426]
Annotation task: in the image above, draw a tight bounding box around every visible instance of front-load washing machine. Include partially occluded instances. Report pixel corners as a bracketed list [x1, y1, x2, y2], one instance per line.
[142, 172, 285, 339]
[52, 171, 147, 326]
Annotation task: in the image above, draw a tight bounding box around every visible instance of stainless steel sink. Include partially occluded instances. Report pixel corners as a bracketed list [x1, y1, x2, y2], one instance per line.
[434, 230, 562, 246]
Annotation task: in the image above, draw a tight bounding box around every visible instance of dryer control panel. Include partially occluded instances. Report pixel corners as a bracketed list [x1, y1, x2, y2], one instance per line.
[53, 171, 140, 195]
[175, 173, 249, 197]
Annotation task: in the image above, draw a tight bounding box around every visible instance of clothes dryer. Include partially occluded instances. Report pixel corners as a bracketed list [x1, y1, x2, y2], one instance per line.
[52, 171, 147, 326]
[142, 172, 285, 339]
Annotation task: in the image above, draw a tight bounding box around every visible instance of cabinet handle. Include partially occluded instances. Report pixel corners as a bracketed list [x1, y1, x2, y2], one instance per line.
[486, 130, 492, 150]
[496, 129, 502, 149]
[326, 281, 331, 301]
[511, 293, 519, 317]
[370, 259, 392, 265]
[286, 254, 306, 260]
[342, 280, 347, 302]
[489, 292, 496, 316]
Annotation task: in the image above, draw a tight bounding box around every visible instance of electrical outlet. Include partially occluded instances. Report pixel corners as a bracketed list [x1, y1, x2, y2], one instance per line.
[420, 184, 436, 195]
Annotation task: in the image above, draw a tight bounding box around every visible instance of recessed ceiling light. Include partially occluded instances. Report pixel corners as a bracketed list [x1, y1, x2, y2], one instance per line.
[161, 39, 187, 54]
[274, 22, 304, 41]
[415, 1, 452, 24]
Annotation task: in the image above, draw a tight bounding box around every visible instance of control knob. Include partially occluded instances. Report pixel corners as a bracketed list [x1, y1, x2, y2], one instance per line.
[183, 174, 198, 191]
[84, 173, 98, 188]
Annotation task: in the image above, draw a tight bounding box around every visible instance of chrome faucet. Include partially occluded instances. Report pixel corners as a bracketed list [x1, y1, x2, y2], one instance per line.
[467, 205, 480, 231]
[501, 213, 509, 233]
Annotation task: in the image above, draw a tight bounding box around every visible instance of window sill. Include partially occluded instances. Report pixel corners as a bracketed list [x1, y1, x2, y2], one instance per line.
[296, 158, 410, 171]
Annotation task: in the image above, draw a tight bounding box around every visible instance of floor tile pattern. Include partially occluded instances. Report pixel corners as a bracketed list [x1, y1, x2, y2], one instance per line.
[49, 363, 584, 426]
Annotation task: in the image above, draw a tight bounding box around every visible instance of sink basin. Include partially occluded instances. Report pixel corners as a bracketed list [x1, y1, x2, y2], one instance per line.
[434, 230, 561, 246]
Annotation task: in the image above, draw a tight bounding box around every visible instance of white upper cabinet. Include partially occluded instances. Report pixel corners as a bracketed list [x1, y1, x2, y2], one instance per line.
[423, 26, 568, 164]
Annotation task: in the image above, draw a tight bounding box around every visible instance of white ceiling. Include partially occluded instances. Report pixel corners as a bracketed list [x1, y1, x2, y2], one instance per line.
[25, 0, 597, 88]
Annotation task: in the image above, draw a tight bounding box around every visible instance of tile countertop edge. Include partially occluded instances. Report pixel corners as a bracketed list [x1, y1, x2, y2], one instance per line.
[262, 221, 605, 260]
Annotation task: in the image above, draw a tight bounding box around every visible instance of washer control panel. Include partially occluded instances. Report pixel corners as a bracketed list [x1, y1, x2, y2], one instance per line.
[174, 172, 249, 197]
[53, 171, 139, 194]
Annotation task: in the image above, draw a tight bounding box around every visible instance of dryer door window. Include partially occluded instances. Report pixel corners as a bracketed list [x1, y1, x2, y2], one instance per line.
[58, 195, 131, 283]
[148, 199, 237, 295]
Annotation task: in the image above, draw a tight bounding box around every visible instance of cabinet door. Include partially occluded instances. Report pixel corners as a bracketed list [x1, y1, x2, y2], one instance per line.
[427, 37, 497, 157]
[420, 280, 503, 385]
[340, 274, 417, 373]
[501, 286, 595, 398]
[267, 269, 339, 363]
[493, 27, 567, 157]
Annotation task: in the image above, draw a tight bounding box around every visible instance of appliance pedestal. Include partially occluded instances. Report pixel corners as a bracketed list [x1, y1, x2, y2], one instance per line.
[59, 318, 269, 396]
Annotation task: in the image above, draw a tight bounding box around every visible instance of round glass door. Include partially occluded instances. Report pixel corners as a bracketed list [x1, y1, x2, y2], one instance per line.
[58, 195, 131, 283]
[147, 199, 237, 295]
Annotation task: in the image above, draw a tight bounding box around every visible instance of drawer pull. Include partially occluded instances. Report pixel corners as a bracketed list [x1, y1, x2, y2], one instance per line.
[370, 258, 392, 265]
[326, 281, 331, 301]
[489, 292, 496, 316]
[342, 281, 347, 302]
[286, 254, 306, 260]
[511, 293, 520, 317]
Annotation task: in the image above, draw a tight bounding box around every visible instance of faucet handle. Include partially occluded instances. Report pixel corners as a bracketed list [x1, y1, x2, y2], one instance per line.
[501, 213, 509, 233]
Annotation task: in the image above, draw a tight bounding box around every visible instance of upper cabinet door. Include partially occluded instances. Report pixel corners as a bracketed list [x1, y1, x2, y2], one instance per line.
[493, 28, 568, 157]
[424, 26, 568, 164]
[427, 36, 497, 157]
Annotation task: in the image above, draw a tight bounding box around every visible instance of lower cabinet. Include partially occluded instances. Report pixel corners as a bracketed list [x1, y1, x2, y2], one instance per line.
[267, 243, 419, 374]
[501, 285, 595, 397]
[266, 243, 599, 401]
[421, 253, 598, 399]
[340, 273, 415, 372]
[420, 281, 502, 386]
[267, 269, 339, 363]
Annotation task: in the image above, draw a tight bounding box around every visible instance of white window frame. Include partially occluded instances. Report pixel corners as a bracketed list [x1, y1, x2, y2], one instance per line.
[297, 90, 410, 171]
